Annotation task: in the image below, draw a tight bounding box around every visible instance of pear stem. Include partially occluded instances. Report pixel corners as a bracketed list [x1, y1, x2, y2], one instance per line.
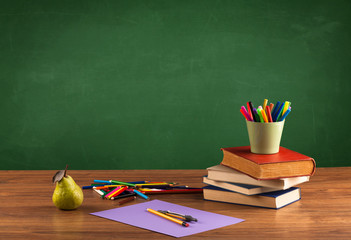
[64, 164, 68, 177]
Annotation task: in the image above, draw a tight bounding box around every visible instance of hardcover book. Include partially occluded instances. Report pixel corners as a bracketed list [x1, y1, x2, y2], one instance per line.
[207, 165, 309, 189]
[203, 176, 279, 195]
[221, 146, 316, 180]
[203, 185, 301, 209]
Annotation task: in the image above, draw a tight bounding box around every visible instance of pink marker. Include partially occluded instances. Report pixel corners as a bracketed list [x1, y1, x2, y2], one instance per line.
[241, 106, 253, 121]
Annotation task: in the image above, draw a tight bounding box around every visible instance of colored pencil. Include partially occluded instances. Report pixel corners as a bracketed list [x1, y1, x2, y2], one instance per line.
[93, 185, 123, 190]
[140, 188, 203, 194]
[110, 180, 136, 187]
[111, 192, 136, 200]
[133, 189, 149, 200]
[118, 196, 136, 205]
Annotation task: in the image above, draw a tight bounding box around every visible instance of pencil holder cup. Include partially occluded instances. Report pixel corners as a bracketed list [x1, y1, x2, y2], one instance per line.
[246, 120, 285, 154]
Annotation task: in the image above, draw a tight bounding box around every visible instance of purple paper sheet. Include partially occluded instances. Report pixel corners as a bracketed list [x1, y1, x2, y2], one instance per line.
[90, 199, 244, 238]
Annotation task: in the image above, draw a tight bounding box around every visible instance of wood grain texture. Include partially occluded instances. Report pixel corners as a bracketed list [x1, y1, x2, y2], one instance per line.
[1, 167, 351, 239]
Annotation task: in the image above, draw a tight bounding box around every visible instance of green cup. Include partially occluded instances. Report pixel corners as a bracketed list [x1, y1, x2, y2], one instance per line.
[246, 120, 285, 154]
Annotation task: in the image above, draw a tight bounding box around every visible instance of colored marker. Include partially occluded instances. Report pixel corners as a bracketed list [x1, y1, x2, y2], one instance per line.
[269, 103, 274, 112]
[273, 102, 284, 122]
[248, 102, 255, 121]
[240, 106, 253, 121]
[282, 101, 291, 115]
[266, 105, 273, 122]
[252, 108, 259, 122]
[262, 99, 268, 111]
[240, 109, 249, 121]
[133, 189, 149, 200]
[279, 107, 291, 121]
[246, 102, 253, 119]
[275, 102, 286, 122]
[260, 108, 269, 123]
[271, 101, 281, 120]
[147, 208, 189, 227]
[256, 108, 264, 122]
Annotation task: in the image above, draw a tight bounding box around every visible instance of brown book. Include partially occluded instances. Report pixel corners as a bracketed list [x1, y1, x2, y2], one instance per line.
[221, 146, 316, 180]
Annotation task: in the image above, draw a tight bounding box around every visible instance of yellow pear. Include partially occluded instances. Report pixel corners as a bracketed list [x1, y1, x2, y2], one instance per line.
[52, 166, 83, 210]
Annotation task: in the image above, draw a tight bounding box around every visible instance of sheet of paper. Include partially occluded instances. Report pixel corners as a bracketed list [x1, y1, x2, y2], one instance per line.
[90, 199, 244, 238]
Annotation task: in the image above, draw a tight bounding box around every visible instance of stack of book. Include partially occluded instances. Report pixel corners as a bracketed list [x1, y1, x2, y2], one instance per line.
[203, 146, 316, 209]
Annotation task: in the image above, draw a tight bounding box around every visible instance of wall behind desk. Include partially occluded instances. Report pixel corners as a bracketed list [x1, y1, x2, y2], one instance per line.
[1, 1, 350, 170]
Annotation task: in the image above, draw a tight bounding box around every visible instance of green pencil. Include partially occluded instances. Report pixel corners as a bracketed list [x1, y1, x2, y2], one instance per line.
[110, 180, 136, 187]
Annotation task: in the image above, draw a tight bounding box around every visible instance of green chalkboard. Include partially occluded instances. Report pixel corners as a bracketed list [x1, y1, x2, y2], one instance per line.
[1, 0, 350, 170]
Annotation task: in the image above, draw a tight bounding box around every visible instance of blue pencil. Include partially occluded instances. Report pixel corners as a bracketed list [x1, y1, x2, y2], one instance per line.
[94, 180, 111, 184]
[133, 189, 149, 200]
[128, 181, 148, 184]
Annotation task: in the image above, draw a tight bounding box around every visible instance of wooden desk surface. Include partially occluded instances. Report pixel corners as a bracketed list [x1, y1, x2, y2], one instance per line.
[1, 167, 351, 239]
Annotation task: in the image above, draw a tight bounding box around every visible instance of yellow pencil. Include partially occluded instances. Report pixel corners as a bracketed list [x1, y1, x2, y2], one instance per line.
[146, 208, 189, 227]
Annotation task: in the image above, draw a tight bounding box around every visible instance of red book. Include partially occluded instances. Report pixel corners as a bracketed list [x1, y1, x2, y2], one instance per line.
[220, 146, 316, 180]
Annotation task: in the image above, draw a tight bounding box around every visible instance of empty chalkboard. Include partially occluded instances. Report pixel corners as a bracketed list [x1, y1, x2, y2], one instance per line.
[1, 0, 350, 169]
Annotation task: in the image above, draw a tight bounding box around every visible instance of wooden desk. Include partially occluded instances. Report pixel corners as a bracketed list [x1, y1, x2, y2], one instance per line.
[1, 167, 351, 239]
